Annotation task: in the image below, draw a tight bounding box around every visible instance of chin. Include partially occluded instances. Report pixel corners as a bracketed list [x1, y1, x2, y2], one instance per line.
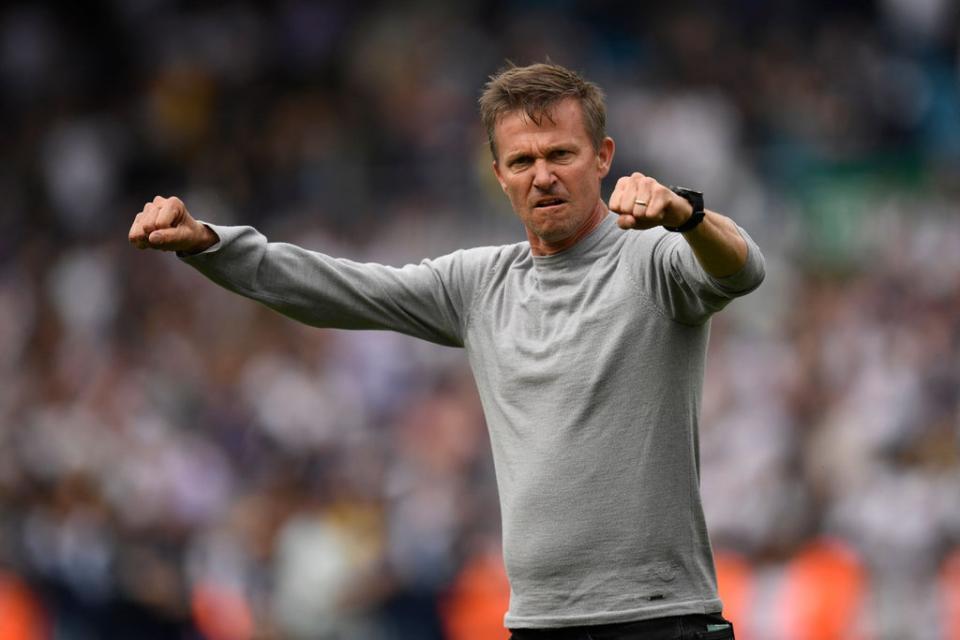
[533, 224, 575, 244]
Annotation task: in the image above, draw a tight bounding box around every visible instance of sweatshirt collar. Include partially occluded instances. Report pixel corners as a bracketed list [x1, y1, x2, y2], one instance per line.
[530, 211, 618, 268]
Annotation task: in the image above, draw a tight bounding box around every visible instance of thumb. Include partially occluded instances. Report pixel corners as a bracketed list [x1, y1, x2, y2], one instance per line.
[147, 225, 192, 250]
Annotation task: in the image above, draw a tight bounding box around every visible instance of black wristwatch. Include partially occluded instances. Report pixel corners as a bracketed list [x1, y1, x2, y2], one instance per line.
[664, 186, 705, 232]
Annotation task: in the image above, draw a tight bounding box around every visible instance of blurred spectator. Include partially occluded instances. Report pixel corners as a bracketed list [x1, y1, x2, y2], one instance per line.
[0, 571, 47, 640]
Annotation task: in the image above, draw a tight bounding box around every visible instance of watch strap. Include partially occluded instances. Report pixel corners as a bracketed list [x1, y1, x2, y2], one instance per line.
[665, 186, 705, 232]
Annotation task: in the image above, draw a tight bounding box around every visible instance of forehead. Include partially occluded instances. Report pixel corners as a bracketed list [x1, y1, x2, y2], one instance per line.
[494, 98, 591, 158]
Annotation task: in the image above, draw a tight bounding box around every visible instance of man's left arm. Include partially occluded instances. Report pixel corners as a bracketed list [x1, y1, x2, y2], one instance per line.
[610, 172, 764, 324]
[609, 172, 747, 278]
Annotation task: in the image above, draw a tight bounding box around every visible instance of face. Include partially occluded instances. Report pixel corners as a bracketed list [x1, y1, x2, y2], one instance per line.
[493, 98, 614, 246]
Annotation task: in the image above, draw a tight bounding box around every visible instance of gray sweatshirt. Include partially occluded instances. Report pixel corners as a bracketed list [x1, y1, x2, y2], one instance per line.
[181, 212, 765, 628]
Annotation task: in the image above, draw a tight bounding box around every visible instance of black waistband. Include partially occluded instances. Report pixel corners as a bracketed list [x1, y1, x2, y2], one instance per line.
[509, 612, 730, 640]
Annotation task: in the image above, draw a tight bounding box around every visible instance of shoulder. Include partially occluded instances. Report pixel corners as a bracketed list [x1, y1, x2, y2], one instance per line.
[440, 240, 531, 272]
[420, 240, 530, 294]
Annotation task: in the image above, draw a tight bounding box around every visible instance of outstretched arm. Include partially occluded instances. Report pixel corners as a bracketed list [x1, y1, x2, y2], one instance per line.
[127, 195, 491, 347]
[608, 172, 747, 278]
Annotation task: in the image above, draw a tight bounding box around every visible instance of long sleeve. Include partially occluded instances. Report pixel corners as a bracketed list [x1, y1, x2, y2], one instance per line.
[627, 225, 765, 325]
[179, 223, 498, 347]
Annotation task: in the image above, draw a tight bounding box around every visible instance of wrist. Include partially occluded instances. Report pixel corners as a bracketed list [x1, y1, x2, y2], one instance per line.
[680, 211, 709, 236]
[199, 224, 218, 251]
[182, 223, 219, 256]
[664, 186, 705, 233]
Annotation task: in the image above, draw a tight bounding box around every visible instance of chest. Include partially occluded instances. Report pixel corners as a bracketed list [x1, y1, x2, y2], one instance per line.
[467, 262, 672, 389]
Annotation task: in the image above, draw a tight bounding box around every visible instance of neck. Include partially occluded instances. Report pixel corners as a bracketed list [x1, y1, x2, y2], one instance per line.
[527, 200, 607, 256]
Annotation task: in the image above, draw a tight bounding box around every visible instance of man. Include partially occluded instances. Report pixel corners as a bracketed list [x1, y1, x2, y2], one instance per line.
[129, 62, 763, 639]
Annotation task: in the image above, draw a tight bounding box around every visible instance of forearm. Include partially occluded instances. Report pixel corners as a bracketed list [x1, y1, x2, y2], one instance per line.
[179, 224, 468, 346]
[681, 210, 748, 278]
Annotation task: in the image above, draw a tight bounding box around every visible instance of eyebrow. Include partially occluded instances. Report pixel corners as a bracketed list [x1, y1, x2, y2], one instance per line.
[504, 152, 532, 166]
[503, 144, 574, 165]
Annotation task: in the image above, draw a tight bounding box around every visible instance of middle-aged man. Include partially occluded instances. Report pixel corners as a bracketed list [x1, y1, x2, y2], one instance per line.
[129, 62, 764, 639]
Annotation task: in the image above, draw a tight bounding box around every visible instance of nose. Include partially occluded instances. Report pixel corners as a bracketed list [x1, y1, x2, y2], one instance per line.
[531, 159, 555, 192]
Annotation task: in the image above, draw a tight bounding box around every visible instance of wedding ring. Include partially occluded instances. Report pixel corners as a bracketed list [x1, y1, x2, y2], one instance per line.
[634, 200, 648, 207]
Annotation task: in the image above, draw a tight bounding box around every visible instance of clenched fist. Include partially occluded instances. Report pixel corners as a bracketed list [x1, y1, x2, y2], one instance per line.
[128, 195, 218, 254]
[608, 172, 694, 231]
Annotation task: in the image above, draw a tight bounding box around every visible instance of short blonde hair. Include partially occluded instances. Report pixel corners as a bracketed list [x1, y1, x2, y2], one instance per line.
[479, 62, 607, 161]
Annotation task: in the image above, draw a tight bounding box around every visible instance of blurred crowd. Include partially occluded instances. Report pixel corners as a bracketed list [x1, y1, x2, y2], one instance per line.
[1, 1, 959, 639]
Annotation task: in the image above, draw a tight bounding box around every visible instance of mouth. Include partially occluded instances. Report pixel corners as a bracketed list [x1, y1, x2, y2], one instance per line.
[532, 197, 566, 210]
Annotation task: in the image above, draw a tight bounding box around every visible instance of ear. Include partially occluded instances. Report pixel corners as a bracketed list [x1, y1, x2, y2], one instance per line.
[597, 137, 615, 179]
[492, 160, 507, 192]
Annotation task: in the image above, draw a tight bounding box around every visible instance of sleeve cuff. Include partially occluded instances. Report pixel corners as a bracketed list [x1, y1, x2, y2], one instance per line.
[705, 225, 765, 294]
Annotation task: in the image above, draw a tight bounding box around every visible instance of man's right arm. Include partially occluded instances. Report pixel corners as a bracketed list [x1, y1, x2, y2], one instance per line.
[128, 195, 490, 347]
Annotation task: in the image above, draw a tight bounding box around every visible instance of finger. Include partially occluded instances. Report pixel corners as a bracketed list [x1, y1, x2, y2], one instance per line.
[154, 197, 181, 230]
[631, 196, 650, 221]
[140, 201, 160, 235]
[129, 223, 146, 248]
[630, 181, 654, 227]
[628, 171, 649, 211]
[129, 212, 150, 248]
[616, 213, 636, 229]
[634, 187, 669, 230]
[608, 176, 628, 214]
[613, 178, 639, 216]
[621, 176, 653, 229]
[128, 213, 143, 242]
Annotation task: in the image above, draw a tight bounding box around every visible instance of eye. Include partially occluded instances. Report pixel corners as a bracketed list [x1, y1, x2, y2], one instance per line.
[551, 149, 573, 161]
[509, 156, 532, 169]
